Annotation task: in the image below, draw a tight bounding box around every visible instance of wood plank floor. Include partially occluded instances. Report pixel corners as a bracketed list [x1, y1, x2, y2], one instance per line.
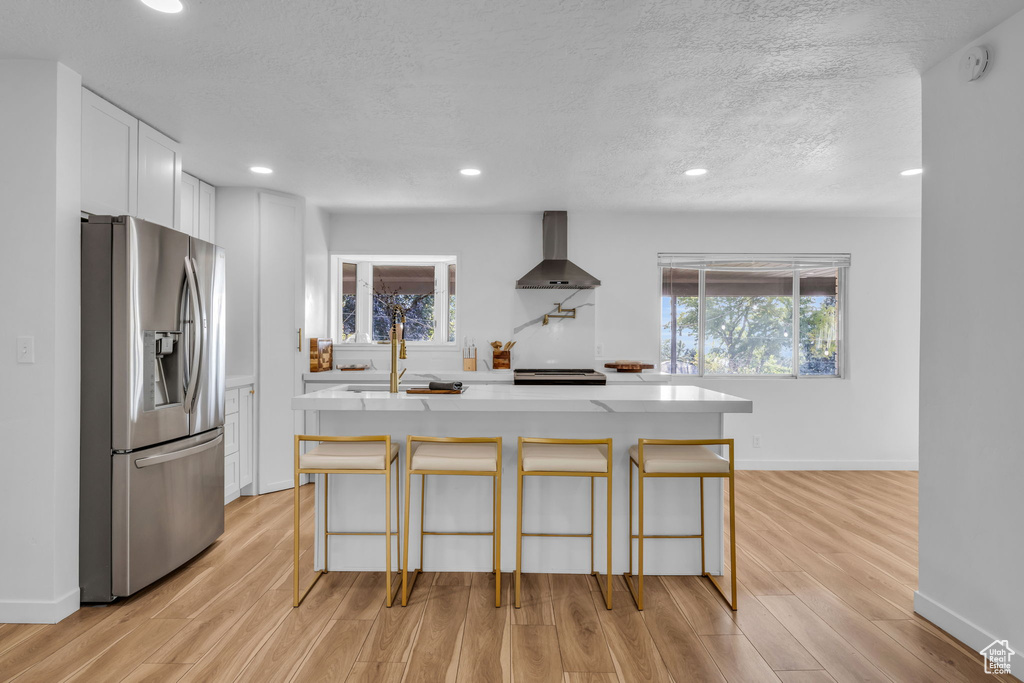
[2, 472, 1016, 682]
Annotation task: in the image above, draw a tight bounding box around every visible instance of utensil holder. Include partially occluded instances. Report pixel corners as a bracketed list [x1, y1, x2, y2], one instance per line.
[493, 351, 511, 370]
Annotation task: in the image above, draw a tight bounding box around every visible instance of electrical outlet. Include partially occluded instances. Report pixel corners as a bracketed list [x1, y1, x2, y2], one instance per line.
[17, 336, 35, 364]
[595, 343, 604, 356]
[752, 435, 761, 448]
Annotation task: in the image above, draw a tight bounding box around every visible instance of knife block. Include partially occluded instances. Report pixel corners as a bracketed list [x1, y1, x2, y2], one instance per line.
[492, 351, 511, 370]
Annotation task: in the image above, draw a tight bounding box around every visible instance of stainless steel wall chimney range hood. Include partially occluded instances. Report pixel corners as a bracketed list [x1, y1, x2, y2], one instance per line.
[515, 211, 601, 289]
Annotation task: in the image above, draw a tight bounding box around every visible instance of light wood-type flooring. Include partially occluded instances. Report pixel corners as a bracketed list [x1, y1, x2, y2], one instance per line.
[1, 471, 1016, 682]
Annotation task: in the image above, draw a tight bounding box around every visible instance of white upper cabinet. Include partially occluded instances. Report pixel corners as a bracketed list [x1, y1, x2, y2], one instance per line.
[180, 173, 217, 242]
[81, 88, 182, 230]
[180, 172, 200, 238]
[198, 180, 216, 243]
[81, 89, 138, 217]
[137, 121, 182, 230]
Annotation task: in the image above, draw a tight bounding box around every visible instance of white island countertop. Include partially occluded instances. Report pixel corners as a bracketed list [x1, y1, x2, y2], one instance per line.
[292, 383, 752, 414]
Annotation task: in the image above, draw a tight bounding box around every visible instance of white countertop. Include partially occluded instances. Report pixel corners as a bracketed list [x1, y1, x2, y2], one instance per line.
[226, 375, 255, 389]
[292, 383, 752, 413]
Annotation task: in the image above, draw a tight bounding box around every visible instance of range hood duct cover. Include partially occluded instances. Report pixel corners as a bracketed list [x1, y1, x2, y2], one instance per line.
[515, 211, 601, 289]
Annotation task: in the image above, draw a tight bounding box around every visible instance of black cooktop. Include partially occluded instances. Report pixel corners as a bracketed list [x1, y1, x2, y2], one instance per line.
[513, 369, 607, 385]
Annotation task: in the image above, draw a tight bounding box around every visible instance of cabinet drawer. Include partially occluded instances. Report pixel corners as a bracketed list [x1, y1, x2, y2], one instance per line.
[225, 389, 239, 415]
[224, 412, 239, 456]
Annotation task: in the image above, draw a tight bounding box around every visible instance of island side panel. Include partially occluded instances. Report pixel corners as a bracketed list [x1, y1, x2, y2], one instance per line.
[310, 410, 726, 576]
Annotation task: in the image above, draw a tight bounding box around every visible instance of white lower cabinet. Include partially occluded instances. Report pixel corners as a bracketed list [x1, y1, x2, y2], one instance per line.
[224, 384, 254, 504]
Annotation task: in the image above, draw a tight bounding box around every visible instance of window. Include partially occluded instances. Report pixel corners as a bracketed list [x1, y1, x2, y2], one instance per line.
[331, 255, 457, 344]
[660, 254, 848, 377]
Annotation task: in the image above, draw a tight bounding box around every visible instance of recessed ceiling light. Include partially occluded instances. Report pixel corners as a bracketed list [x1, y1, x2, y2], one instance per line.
[140, 0, 183, 13]
[684, 168, 708, 176]
[901, 168, 923, 176]
[460, 168, 482, 176]
[250, 166, 273, 174]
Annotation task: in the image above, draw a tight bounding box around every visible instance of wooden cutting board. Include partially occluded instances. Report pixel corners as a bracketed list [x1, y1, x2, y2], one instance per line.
[406, 388, 464, 394]
[604, 361, 655, 373]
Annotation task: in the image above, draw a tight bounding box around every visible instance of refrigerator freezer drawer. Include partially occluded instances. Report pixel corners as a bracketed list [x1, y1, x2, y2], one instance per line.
[112, 431, 225, 596]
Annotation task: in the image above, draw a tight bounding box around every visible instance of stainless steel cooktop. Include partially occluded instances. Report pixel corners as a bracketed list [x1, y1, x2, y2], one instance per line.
[513, 369, 607, 385]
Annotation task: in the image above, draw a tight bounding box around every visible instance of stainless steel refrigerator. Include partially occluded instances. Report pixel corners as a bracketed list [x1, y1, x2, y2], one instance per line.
[80, 215, 226, 602]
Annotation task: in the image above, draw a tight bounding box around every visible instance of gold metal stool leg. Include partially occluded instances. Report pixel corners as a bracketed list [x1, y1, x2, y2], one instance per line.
[515, 464, 524, 609]
[591, 471, 614, 610]
[624, 457, 644, 610]
[604, 472, 613, 609]
[293, 460, 300, 607]
[384, 464, 395, 607]
[323, 474, 329, 573]
[494, 460, 502, 608]
[703, 472, 738, 611]
[401, 466, 414, 606]
[386, 458, 402, 608]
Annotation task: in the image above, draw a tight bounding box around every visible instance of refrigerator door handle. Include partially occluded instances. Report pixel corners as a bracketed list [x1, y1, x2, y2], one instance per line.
[135, 434, 224, 468]
[183, 256, 203, 413]
[189, 256, 207, 415]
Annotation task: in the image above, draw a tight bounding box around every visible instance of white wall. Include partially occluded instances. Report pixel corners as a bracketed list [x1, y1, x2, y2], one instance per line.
[0, 60, 82, 623]
[330, 211, 921, 469]
[917, 8, 1024, 655]
[304, 205, 330, 339]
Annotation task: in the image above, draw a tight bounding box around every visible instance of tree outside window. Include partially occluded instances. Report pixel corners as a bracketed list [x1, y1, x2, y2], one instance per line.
[660, 257, 846, 377]
[331, 256, 456, 345]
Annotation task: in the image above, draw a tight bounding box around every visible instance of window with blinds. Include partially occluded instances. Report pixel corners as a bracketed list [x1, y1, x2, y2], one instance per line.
[659, 254, 849, 377]
[331, 255, 457, 344]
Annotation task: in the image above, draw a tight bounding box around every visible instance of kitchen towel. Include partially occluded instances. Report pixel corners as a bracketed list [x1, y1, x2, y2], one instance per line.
[428, 381, 463, 391]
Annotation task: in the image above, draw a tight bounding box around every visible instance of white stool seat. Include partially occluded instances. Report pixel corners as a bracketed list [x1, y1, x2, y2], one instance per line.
[410, 441, 498, 472]
[522, 443, 608, 473]
[628, 444, 729, 474]
[300, 441, 399, 471]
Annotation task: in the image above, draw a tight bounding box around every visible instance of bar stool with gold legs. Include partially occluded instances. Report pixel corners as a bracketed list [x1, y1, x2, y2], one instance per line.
[624, 438, 736, 611]
[402, 436, 502, 608]
[516, 437, 614, 610]
[293, 435, 402, 608]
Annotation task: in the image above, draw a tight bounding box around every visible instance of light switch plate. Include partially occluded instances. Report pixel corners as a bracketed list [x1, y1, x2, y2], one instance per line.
[17, 336, 35, 364]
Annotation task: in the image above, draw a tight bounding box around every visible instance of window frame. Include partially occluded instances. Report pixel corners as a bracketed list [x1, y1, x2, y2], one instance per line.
[658, 253, 849, 379]
[330, 254, 458, 347]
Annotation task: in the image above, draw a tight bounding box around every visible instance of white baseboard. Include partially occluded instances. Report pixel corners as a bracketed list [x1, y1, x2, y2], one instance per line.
[258, 478, 295, 494]
[914, 590, 1001, 654]
[0, 587, 80, 624]
[736, 460, 918, 471]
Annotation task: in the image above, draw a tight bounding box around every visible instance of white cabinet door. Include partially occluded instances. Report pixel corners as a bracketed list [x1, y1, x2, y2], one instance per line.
[224, 411, 239, 456]
[224, 452, 240, 503]
[198, 181, 216, 243]
[81, 89, 138, 217]
[239, 388, 253, 490]
[137, 121, 182, 230]
[180, 172, 199, 237]
[257, 192, 304, 493]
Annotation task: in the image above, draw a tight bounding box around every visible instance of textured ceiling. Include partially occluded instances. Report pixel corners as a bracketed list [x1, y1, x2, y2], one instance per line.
[3, 0, 1022, 215]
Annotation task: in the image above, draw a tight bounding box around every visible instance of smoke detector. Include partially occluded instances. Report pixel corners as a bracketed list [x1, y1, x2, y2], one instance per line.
[961, 46, 989, 82]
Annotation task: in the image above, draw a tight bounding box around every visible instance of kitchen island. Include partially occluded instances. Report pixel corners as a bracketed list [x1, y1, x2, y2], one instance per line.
[292, 384, 752, 576]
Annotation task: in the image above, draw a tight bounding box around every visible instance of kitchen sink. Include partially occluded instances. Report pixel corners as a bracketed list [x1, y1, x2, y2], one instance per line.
[344, 384, 431, 393]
